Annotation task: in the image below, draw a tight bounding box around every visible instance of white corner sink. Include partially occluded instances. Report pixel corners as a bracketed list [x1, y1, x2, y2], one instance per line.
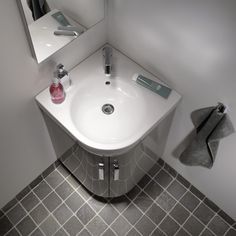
[36, 46, 181, 156]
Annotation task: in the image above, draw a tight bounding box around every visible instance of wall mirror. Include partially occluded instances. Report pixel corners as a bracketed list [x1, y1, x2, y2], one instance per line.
[17, 0, 105, 63]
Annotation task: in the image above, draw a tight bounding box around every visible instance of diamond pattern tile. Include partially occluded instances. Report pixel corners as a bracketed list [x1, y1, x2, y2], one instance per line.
[1, 158, 235, 236]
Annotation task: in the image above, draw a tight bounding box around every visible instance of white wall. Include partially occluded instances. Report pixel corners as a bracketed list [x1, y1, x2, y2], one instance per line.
[108, 0, 236, 219]
[0, 0, 106, 209]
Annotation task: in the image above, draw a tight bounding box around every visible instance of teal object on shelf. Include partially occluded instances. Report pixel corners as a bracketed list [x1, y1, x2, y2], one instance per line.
[52, 11, 71, 26]
[136, 75, 172, 99]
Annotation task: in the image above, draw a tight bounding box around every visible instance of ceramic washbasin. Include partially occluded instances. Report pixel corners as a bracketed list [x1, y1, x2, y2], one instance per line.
[36, 46, 181, 156]
[71, 77, 147, 146]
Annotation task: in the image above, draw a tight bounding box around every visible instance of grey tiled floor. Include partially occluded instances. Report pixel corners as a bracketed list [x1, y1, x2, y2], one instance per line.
[0, 159, 236, 236]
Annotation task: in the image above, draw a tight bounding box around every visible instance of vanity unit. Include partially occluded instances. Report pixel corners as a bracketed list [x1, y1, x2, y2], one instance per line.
[36, 47, 181, 197]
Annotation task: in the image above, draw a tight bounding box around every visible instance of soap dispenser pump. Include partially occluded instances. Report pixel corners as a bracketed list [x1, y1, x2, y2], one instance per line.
[49, 72, 65, 104]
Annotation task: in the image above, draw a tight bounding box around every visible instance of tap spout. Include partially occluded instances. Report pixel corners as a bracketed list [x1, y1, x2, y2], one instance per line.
[103, 46, 112, 76]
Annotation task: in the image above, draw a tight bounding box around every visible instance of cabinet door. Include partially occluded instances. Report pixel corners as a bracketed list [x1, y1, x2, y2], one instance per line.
[61, 145, 110, 197]
[109, 143, 151, 197]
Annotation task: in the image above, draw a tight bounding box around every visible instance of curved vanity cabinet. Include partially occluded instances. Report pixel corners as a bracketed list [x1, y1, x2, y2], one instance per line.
[60, 108, 175, 198]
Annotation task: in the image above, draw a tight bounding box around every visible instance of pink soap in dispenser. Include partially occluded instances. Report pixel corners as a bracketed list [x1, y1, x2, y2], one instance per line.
[49, 75, 65, 104]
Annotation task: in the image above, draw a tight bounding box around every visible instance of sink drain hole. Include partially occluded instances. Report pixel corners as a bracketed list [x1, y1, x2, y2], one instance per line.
[105, 81, 110, 85]
[102, 104, 114, 115]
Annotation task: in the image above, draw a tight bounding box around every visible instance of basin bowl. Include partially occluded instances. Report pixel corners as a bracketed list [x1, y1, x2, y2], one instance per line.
[71, 77, 146, 145]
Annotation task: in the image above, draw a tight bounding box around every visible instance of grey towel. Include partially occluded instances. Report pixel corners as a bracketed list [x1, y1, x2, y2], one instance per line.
[179, 104, 235, 168]
[27, 0, 47, 21]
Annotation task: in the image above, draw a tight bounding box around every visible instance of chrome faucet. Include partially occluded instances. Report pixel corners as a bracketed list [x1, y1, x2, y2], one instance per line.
[103, 46, 112, 76]
[55, 63, 71, 89]
[56, 64, 68, 79]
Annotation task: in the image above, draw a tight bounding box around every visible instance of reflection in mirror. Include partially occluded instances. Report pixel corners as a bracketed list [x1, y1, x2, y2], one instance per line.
[18, 0, 105, 63]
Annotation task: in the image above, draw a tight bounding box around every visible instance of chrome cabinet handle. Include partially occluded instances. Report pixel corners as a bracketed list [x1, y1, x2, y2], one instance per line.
[98, 162, 105, 180]
[113, 161, 119, 181]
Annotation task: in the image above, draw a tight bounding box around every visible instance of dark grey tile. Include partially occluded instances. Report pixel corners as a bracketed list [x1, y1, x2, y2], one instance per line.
[144, 180, 163, 200]
[7, 203, 27, 225]
[2, 198, 18, 213]
[67, 175, 80, 189]
[30, 203, 49, 225]
[54, 160, 61, 168]
[133, 191, 153, 212]
[16, 216, 37, 236]
[110, 196, 131, 213]
[180, 191, 200, 212]
[167, 180, 187, 200]
[0, 209, 3, 218]
[40, 216, 60, 236]
[76, 203, 96, 224]
[157, 158, 165, 167]
[45, 170, 64, 189]
[135, 215, 156, 236]
[42, 192, 62, 212]
[21, 192, 39, 212]
[155, 170, 173, 188]
[201, 229, 214, 236]
[218, 210, 235, 225]
[193, 203, 215, 225]
[111, 216, 132, 236]
[164, 163, 177, 177]
[170, 204, 190, 225]
[16, 186, 31, 201]
[54, 228, 68, 236]
[146, 203, 166, 225]
[122, 203, 143, 225]
[88, 196, 108, 213]
[126, 228, 141, 236]
[184, 216, 204, 236]
[29, 176, 43, 189]
[42, 163, 55, 178]
[156, 191, 176, 212]
[99, 204, 119, 225]
[33, 181, 52, 200]
[151, 228, 166, 236]
[5, 228, 20, 236]
[53, 203, 73, 225]
[203, 198, 220, 213]
[86, 216, 107, 236]
[226, 229, 236, 236]
[31, 228, 44, 236]
[102, 228, 116, 236]
[138, 174, 152, 189]
[80, 228, 92, 236]
[0, 216, 13, 236]
[65, 192, 84, 213]
[159, 215, 180, 236]
[57, 165, 70, 178]
[208, 215, 229, 236]
[148, 163, 162, 177]
[190, 186, 205, 200]
[63, 216, 83, 236]
[77, 185, 93, 200]
[175, 228, 190, 236]
[126, 185, 141, 200]
[55, 181, 74, 200]
[176, 175, 191, 189]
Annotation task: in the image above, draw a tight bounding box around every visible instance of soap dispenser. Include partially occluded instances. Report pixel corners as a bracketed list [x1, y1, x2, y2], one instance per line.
[49, 72, 65, 104]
